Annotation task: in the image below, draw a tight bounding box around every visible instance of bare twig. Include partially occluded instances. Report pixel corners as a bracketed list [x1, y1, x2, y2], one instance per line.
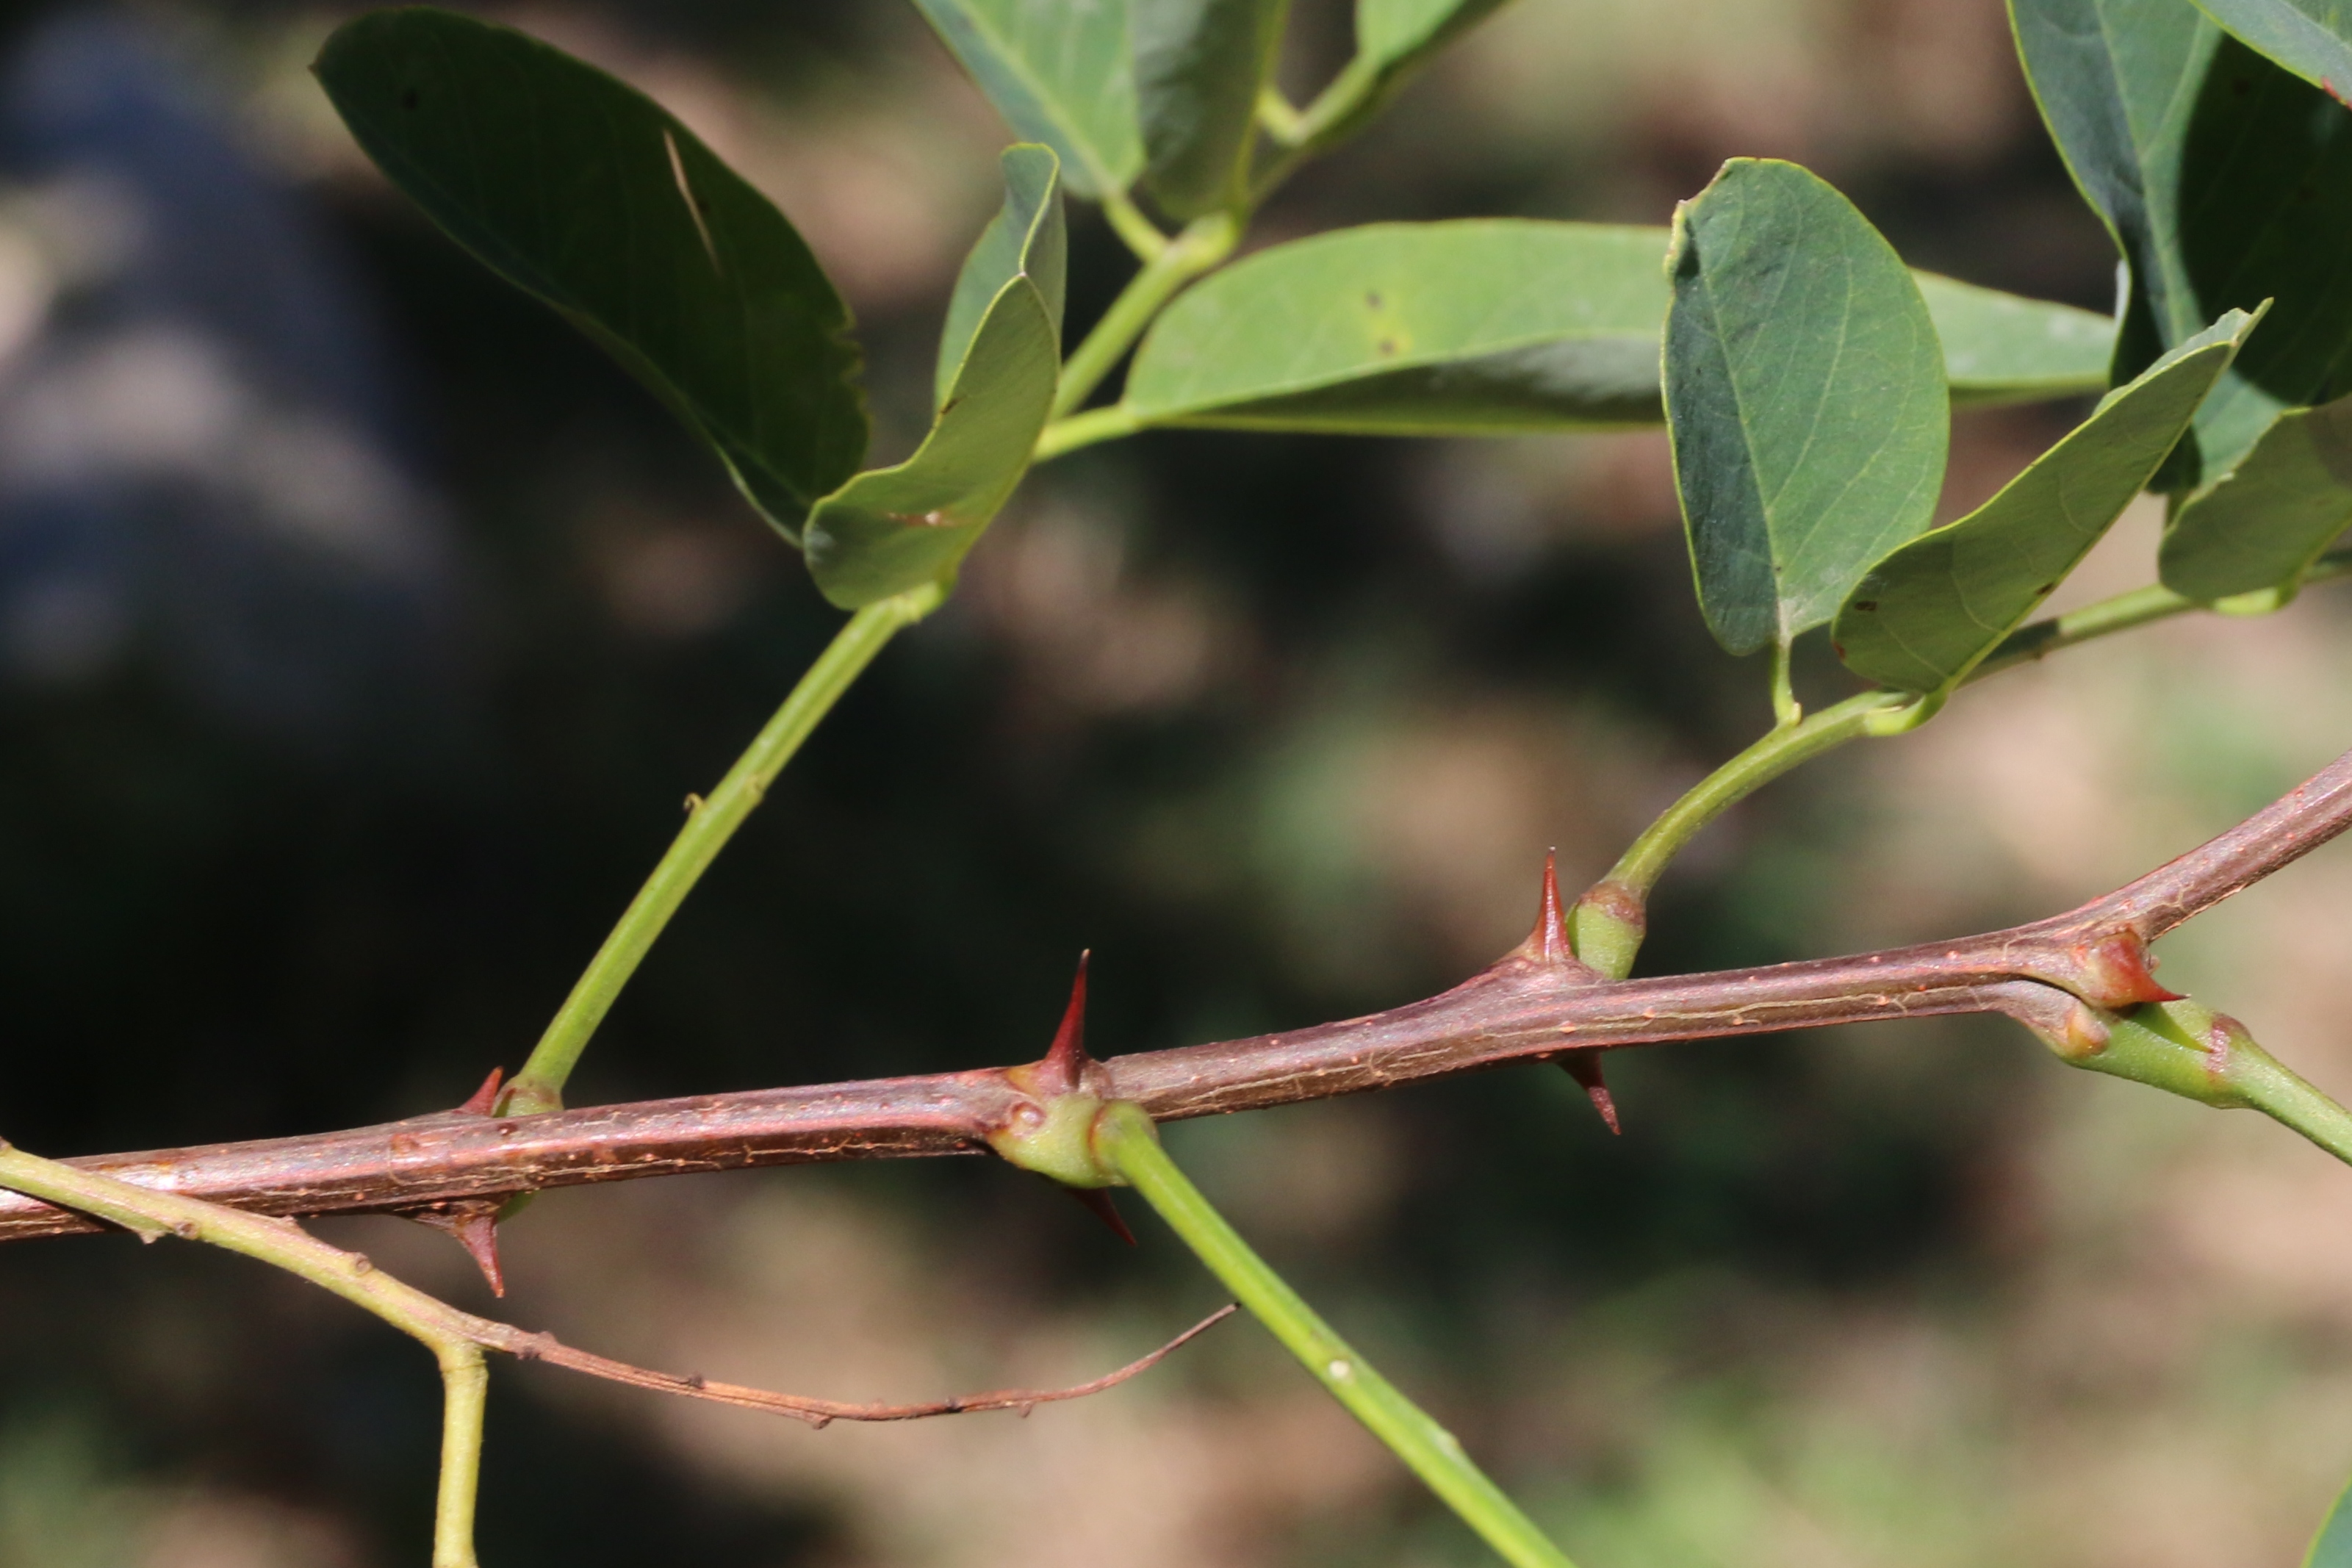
[5, 741, 2351, 1245]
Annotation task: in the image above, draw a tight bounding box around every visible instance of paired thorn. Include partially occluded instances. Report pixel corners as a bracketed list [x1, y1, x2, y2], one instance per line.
[1067, 1187, 1137, 1245]
[1039, 951, 1092, 1098]
[1556, 1053, 1622, 1135]
[2071, 932, 2182, 1009]
[1527, 850, 1570, 964]
[408, 1068, 511, 1294]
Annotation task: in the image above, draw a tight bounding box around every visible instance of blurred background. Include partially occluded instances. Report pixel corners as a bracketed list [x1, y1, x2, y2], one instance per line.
[3, 1, 2352, 1564]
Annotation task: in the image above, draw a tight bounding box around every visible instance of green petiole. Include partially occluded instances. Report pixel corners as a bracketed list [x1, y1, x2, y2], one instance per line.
[1093, 1102, 1578, 1568]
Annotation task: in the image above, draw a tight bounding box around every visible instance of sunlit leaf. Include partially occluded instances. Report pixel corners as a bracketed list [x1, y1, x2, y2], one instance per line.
[1120, 221, 2110, 434]
[2161, 391, 2352, 598]
[316, 7, 865, 542]
[1836, 310, 2254, 692]
[2013, 0, 2352, 485]
[1664, 159, 1949, 657]
[805, 152, 1063, 608]
[1136, 0, 1290, 217]
[938, 145, 1066, 409]
[912, 0, 1143, 200]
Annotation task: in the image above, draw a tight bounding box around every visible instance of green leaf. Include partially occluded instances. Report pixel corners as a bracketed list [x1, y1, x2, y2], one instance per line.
[2191, 0, 2352, 96]
[1135, 0, 1290, 217]
[315, 7, 863, 542]
[938, 145, 1067, 409]
[1355, 0, 1513, 75]
[1119, 221, 2109, 434]
[1911, 272, 2118, 405]
[1123, 221, 1673, 432]
[2160, 390, 2352, 598]
[1664, 159, 1950, 657]
[910, 0, 1143, 200]
[1836, 310, 2255, 692]
[805, 154, 1063, 608]
[2013, 0, 2352, 486]
[2307, 1464, 2352, 1568]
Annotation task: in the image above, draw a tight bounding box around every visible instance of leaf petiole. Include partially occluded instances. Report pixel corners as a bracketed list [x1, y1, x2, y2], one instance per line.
[1093, 1103, 1578, 1568]
[504, 581, 946, 1115]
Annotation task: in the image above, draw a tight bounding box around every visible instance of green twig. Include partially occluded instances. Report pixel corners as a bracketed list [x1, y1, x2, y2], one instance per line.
[1575, 548, 2352, 978]
[505, 581, 945, 1115]
[1093, 1103, 1578, 1568]
[1052, 212, 1240, 420]
[1100, 185, 1170, 265]
[1032, 404, 1147, 463]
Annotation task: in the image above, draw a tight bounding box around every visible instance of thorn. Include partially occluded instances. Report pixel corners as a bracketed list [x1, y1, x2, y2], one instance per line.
[456, 1066, 504, 1118]
[1530, 849, 1569, 963]
[2074, 932, 2182, 1008]
[1039, 952, 1092, 1096]
[409, 1201, 508, 1295]
[1556, 1053, 1621, 1134]
[1066, 1185, 1136, 1245]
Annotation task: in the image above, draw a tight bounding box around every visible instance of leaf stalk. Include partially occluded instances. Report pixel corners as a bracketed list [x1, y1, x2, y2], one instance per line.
[504, 580, 945, 1114]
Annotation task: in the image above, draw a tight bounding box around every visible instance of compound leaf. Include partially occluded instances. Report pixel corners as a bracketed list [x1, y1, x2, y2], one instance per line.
[1120, 221, 2110, 434]
[1135, 0, 1290, 217]
[805, 153, 1063, 607]
[938, 145, 1066, 409]
[1837, 309, 2255, 692]
[1664, 159, 1949, 657]
[2160, 389, 2352, 598]
[315, 7, 865, 542]
[2013, 0, 2352, 486]
[912, 0, 1143, 200]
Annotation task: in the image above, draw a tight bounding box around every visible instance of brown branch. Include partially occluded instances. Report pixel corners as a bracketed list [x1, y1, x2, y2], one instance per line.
[7, 742, 2351, 1245]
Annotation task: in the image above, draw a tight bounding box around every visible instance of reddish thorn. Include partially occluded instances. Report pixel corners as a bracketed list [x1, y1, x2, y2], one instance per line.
[1532, 849, 1569, 964]
[1040, 952, 1092, 1095]
[1556, 1054, 1621, 1134]
[456, 1066, 504, 1118]
[409, 1201, 508, 1295]
[1066, 1185, 1136, 1245]
[450, 1209, 508, 1295]
[2076, 933, 2182, 1007]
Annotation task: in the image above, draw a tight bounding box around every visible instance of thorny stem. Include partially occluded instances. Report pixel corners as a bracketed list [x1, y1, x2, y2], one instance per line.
[14, 629, 2352, 1237]
[1051, 212, 1240, 420]
[1095, 1104, 1578, 1568]
[504, 582, 944, 1115]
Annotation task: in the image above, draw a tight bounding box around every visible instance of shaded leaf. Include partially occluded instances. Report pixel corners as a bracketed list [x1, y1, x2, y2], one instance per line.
[316, 7, 863, 542]
[1837, 310, 2254, 692]
[2013, 0, 2352, 486]
[1135, 0, 1290, 217]
[2193, 0, 2352, 98]
[1664, 159, 1949, 657]
[912, 0, 1142, 199]
[805, 153, 1062, 608]
[1121, 221, 2110, 434]
[938, 145, 1066, 409]
[2160, 390, 2352, 597]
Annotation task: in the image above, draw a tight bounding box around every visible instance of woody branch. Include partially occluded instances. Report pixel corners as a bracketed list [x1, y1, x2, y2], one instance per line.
[2, 740, 2348, 1246]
